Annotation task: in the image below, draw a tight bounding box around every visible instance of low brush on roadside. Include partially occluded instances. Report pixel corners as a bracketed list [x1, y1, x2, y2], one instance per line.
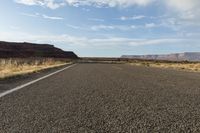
[128, 60, 200, 72]
[0, 58, 71, 79]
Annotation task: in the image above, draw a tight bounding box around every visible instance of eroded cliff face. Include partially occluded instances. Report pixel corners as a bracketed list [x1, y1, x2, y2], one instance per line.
[121, 52, 200, 61]
[0, 41, 78, 59]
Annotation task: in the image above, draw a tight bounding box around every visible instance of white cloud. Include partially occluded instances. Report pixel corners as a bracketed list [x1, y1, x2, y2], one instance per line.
[42, 14, 64, 20]
[120, 15, 146, 21]
[66, 24, 82, 29]
[129, 38, 184, 46]
[15, 0, 155, 9]
[132, 15, 146, 20]
[130, 25, 137, 29]
[66, 23, 158, 31]
[145, 23, 156, 28]
[166, 0, 200, 12]
[164, 0, 200, 24]
[21, 12, 63, 20]
[14, 0, 200, 13]
[15, 0, 37, 5]
[91, 25, 115, 31]
[15, 0, 65, 9]
[90, 23, 161, 31]
[21, 12, 40, 17]
[65, 0, 155, 7]
[46, 0, 65, 9]
[91, 25, 137, 31]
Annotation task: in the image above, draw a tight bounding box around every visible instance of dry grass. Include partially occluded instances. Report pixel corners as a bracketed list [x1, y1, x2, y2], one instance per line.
[129, 61, 200, 72]
[0, 58, 71, 79]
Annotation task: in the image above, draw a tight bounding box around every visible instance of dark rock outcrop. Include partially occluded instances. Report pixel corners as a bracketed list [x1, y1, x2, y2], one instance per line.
[121, 52, 200, 61]
[0, 41, 78, 59]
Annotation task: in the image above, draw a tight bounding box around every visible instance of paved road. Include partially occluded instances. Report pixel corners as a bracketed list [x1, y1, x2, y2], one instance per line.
[0, 64, 72, 94]
[1, 63, 200, 132]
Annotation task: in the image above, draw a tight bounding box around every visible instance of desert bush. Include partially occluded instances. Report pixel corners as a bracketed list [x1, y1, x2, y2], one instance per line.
[0, 58, 70, 79]
[129, 60, 200, 72]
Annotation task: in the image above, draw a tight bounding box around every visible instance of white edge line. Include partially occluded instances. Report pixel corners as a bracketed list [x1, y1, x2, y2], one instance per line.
[0, 64, 76, 98]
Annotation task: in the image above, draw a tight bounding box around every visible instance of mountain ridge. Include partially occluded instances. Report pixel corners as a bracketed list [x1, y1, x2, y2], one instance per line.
[0, 41, 78, 59]
[121, 52, 200, 61]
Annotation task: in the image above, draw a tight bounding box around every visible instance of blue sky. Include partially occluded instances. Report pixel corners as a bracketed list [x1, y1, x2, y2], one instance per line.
[0, 0, 200, 57]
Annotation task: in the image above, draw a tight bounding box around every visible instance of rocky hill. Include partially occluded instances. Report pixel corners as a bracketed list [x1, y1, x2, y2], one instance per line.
[121, 52, 200, 61]
[0, 41, 78, 59]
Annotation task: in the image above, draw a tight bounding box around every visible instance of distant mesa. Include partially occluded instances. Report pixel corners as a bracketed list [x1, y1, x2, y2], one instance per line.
[0, 41, 78, 59]
[121, 52, 200, 61]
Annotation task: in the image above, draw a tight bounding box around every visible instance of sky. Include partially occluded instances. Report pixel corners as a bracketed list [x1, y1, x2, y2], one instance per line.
[0, 0, 200, 57]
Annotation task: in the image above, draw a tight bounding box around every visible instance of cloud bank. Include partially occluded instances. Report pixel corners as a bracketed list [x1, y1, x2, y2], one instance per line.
[0, 31, 194, 47]
[15, 0, 66, 9]
[15, 0, 200, 11]
[15, 0, 154, 8]
[15, 0, 200, 26]
[15, 0, 200, 24]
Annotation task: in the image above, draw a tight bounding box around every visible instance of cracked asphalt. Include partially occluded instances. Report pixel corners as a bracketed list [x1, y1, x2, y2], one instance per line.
[1, 63, 200, 132]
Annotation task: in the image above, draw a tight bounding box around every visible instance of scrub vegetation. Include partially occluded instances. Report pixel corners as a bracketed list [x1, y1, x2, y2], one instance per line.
[0, 58, 71, 79]
[129, 60, 200, 72]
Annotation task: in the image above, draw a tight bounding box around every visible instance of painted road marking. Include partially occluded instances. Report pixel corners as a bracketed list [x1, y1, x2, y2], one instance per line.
[0, 64, 76, 98]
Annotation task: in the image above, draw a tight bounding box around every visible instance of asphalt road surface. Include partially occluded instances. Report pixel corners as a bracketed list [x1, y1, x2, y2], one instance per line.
[1, 63, 200, 132]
